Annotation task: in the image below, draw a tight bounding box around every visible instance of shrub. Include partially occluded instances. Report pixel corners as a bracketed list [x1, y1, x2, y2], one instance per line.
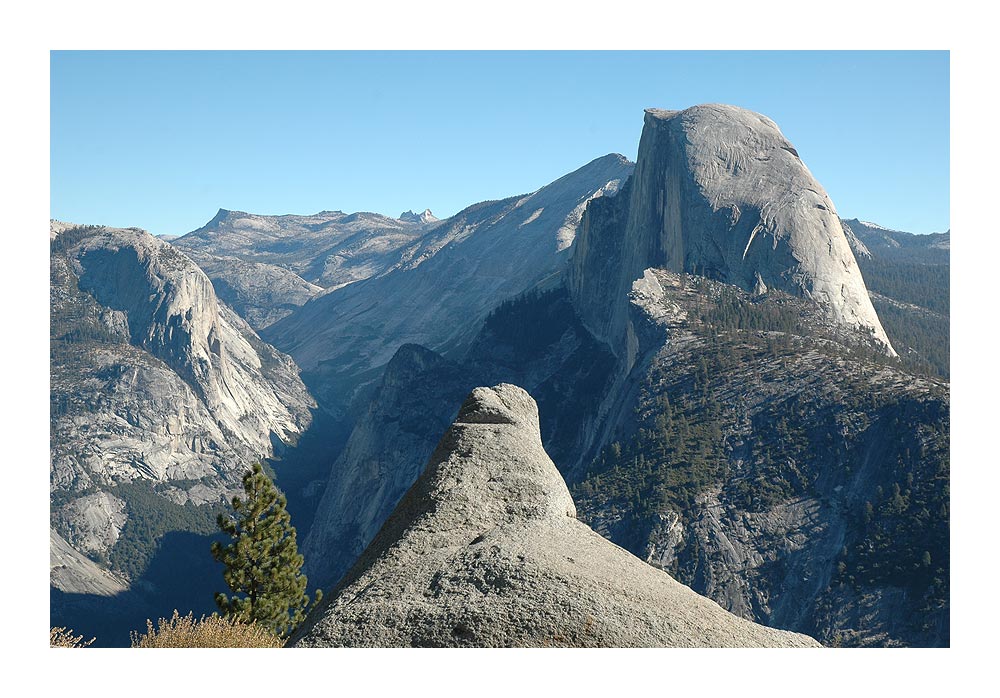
[130, 610, 283, 648]
[50, 627, 95, 648]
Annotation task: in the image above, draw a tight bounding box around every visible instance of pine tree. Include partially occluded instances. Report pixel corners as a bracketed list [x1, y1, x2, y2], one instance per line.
[211, 463, 321, 638]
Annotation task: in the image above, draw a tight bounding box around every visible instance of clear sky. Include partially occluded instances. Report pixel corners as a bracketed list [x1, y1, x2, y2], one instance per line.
[50, 51, 949, 236]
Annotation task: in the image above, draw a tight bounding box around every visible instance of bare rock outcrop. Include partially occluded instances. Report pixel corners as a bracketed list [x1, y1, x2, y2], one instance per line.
[570, 105, 894, 360]
[574, 268, 950, 647]
[50, 528, 127, 597]
[301, 344, 475, 589]
[174, 251, 324, 329]
[50, 223, 315, 575]
[399, 209, 438, 224]
[53, 226, 314, 489]
[52, 492, 127, 557]
[290, 384, 818, 648]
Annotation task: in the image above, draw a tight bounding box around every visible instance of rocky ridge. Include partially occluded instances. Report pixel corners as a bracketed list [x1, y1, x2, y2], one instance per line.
[176, 251, 324, 329]
[399, 208, 438, 224]
[173, 208, 434, 292]
[171, 208, 436, 331]
[290, 384, 818, 648]
[840, 218, 950, 378]
[50, 223, 315, 585]
[264, 153, 633, 412]
[842, 218, 950, 263]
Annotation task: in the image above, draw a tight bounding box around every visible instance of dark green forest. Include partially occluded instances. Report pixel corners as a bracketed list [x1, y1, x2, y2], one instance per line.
[108, 482, 224, 581]
[857, 254, 949, 378]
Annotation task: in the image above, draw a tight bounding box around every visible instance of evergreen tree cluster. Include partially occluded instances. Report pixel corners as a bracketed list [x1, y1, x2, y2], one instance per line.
[482, 287, 575, 361]
[573, 336, 738, 560]
[857, 256, 949, 316]
[856, 253, 949, 379]
[107, 481, 223, 581]
[691, 279, 802, 334]
[834, 401, 950, 615]
[870, 297, 949, 379]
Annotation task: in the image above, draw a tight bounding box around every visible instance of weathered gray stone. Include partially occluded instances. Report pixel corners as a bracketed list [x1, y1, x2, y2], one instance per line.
[290, 384, 819, 648]
[53, 226, 314, 489]
[53, 492, 127, 557]
[570, 105, 894, 359]
[50, 528, 127, 597]
[173, 208, 433, 291]
[398, 209, 438, 224]
[175, 251, 324, 329]
[263, 154, 633, 413]
[50, 223, 315, 577]
[301, 344, 475, 590]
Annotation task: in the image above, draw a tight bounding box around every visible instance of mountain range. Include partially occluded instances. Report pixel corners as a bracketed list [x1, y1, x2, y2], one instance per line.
[50, 103, 949, 647]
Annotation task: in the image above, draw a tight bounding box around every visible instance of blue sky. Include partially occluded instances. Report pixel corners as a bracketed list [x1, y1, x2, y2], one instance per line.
[50, 51, 949, 236]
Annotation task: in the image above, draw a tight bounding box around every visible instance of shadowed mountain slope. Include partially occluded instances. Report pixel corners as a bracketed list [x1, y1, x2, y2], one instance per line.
[290, 384, 819, 648]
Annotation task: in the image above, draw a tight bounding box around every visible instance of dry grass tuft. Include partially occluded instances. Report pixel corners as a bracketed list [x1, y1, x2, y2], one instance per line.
[50, 627, 95, 648]
[130, 610, 283, 648]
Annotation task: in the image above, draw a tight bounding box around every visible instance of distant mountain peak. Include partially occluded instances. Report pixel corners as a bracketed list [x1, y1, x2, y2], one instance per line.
[858, 220, 895, 232]
[399, 209, 438, 224]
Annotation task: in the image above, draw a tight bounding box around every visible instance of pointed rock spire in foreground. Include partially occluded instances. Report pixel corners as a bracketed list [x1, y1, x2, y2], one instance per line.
[289, 384, 819, 648]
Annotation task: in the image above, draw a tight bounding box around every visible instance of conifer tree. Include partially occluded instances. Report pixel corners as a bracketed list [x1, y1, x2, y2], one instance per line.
[211, 463, 321, 638]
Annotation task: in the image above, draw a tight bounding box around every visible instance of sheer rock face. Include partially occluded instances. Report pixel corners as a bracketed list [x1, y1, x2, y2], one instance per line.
[50, 224, 315, 574]
[570, 105, 894, 361]
[174, 250, 324, 330]
[58, 226, 314, 478]
[300, 344, 475, 589]
[290, 384, 819, 648]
